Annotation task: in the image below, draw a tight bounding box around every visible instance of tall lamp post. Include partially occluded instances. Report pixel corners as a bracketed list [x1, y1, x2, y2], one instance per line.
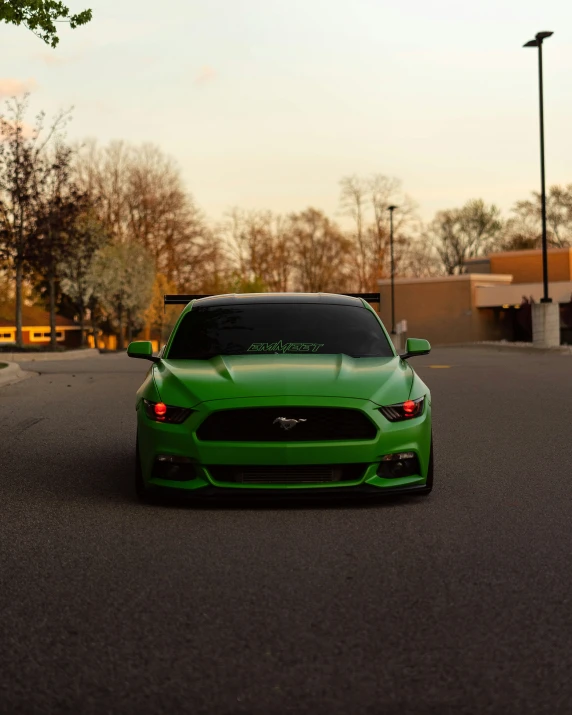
[387, 205, 398, 334]
[523, 31, 553, 303]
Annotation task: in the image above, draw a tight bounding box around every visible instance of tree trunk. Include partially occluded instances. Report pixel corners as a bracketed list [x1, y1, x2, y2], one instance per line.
[79, 297, 86, 347]
[49, 272, 57, 351]
[143, 319, 151, 341]
[127, 308, 133, 344]
[90, 301, 98, 349]
[15, 258, 23, 348]
[117, 301, 124, 350]
[79, 311, 86, 347]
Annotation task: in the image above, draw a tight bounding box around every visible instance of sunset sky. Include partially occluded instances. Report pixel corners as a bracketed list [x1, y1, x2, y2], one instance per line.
[2, 0, 572, 223]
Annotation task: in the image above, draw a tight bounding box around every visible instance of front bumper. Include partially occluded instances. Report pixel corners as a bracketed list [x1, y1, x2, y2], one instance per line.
[143, 482, 430, 501]
[137, 395, 432, 494]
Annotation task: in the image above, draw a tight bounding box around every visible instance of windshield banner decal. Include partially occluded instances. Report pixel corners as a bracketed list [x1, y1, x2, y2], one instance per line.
[247, 341, 324, 354]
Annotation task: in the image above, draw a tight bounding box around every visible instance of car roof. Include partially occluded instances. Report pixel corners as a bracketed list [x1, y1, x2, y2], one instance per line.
[190, 292, 365, 308]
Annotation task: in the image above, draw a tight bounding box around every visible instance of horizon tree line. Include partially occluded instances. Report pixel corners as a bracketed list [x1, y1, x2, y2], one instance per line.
[1, 95, 570, 349]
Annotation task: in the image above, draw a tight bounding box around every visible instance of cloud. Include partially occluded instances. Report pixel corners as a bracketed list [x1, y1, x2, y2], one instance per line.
[37, 52, 73, 67]
[194, 66, 217, 85]
[0, 78, 38, 98]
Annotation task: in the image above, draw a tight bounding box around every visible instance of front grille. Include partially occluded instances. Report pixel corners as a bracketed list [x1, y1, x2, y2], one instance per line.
[207, 464, 368, 485]
[196, 407, 377, 442]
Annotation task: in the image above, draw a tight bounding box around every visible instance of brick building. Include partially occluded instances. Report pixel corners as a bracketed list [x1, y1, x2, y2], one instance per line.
[378, 247, 572, 346]
[0, 303, 82, 348]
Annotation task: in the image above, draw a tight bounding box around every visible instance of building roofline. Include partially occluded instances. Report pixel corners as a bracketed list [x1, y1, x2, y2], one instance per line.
[489, 247, 572, 258]
[378, 273, 513, 286]
[0, 323, 81, 330]
[464, 247, 572, 265]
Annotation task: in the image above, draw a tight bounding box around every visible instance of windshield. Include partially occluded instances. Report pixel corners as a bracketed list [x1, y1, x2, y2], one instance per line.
[166, 303, 394, 359]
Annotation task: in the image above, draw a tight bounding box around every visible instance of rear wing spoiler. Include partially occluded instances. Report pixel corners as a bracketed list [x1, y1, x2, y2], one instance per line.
[342, 293, 381, 304]
[164, 294, 214, 305]
[164, 292, 380, 307]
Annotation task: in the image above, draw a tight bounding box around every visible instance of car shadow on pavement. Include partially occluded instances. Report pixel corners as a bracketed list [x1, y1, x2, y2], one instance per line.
[144, 493, 429, 512]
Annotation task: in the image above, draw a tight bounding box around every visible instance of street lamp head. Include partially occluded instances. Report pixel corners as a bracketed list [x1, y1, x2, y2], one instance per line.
[387, 205, 398, 212]
[524, 31, 553, 47]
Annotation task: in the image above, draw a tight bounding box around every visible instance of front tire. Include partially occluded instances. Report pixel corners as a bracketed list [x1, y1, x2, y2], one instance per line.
[415, 438, 433, 496]
[135, 434, 155, 503]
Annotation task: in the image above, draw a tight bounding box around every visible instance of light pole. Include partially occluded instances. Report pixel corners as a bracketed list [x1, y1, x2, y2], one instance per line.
[523, 31, 553, 303]
[387, 205, 398, 334]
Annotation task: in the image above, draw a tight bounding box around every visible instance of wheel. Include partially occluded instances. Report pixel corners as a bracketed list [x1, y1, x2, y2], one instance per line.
[135, 433, 155, 503]
[414, 438, 433, 496]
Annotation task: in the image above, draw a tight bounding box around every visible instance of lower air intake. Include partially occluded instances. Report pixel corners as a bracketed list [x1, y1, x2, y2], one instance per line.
[207, 464, 367, 485]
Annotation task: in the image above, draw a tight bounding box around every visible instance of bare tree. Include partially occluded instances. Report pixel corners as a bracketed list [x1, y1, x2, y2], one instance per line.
[503, 185, 572, 249]
[339, 174, 419, 289]
[74, 139, 132, 243]
[339, 176, 368, 290]
[125, 143, 208, 284]
[288, 208, 352, 292]
[0, 95, 71, 346]
[58, 212, 108, 346]
[74, 140, 216, 297]
[27, 142, 92, 349]
[224, 208, 292, 292]
[428, 199, 503, 275]
[397, 235, 442, 277]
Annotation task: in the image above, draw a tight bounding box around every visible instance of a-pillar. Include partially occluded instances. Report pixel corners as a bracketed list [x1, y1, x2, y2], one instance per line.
[532, 302, 560, 347]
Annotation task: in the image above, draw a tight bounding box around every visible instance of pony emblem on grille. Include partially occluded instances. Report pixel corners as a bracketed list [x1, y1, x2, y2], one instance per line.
[273, 417, 308, 431]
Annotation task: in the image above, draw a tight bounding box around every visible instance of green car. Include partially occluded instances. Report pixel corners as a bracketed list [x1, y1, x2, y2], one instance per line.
[128, 292, 433, 501]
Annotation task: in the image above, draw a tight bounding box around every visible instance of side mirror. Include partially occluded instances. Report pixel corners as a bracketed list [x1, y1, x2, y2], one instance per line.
[127, 341, 160, 363]
[400, 338, 431, 360]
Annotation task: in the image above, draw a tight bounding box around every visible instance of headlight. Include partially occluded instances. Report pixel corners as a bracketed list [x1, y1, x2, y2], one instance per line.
[143, 399, 193, 424]
[379, 396, 425, 422]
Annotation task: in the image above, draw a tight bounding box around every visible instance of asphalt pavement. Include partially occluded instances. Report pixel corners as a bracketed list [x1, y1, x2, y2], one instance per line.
[1, 347, 572, 715]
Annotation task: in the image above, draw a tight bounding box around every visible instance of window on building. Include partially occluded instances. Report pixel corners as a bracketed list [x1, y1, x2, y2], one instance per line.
[30, 330, 64, 342]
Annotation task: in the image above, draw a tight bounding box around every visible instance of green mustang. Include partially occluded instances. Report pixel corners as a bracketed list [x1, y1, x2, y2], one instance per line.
[128, 292, 433, 501]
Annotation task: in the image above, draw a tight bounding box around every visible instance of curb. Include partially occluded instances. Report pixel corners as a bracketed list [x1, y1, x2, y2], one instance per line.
[437, 342, 572, 354]
[0, 348, 101, 363]
[0, 361, 35, 388]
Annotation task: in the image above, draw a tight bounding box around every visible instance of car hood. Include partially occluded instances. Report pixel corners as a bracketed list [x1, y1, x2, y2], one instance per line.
[153, 354, 413, 406]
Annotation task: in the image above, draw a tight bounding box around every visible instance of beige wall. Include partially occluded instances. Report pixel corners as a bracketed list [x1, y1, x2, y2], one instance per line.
[475, 280, 572, 307]
[373, 249, 572, 346]
[377, 277, 511, 345]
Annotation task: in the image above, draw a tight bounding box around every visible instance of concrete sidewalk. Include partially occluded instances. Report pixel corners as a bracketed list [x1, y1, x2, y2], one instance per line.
[0, 348, 101, 363]
[0, 361, 35, 388]
[441, 341, 572, 354]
